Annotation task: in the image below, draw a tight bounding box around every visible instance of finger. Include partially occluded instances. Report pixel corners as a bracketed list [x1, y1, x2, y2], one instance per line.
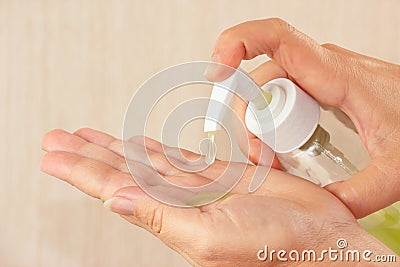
[232, 61, 285, 168]
[249, 59, 288, 85]
[128, 135, 204, 162]
[122, 143, 250, 206]
[74, 128, 172, 175]
[42, 129, 129, 173]
[127, 136, 277, 196]
[74, 128, 125, 157]
[205, 18, 348, 107]
[128, 137, 258, 195]
[204, 19, 286, 80]
[75, 130, 218, 187]
[74, 129, 171, 170]
[40, 151, 135, 201]
[104, 186, 208, 266]
[124, 137, 221, 189]
[126, 136, 202, 174]
[129, 135, 234, 179]
[232, 97, 280, 169]
[128, 136, 268, 195]
[325, 160, 400, 218]
[75, 128, 192, 175]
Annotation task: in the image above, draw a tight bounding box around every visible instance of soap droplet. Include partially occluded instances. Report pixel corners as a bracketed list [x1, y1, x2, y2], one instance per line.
[205, 131, 216, 165]
[186, 192, 228, 207]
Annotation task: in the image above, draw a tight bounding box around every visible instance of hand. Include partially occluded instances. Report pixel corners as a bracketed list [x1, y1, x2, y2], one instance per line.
[204, 18, 400, 218]
[41, 128, 392, 266]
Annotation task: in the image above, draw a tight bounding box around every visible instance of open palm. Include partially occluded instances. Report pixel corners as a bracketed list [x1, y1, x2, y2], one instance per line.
[41, 128, 377, 266]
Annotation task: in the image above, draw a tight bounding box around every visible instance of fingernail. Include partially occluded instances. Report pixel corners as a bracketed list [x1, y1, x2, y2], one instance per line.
[204, 53, 226, 81]
[103, 197, 134, 215]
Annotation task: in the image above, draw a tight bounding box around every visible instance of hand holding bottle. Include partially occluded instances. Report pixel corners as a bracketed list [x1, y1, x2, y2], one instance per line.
[39, 18, 400, 265]
[204, 18, 400, 218]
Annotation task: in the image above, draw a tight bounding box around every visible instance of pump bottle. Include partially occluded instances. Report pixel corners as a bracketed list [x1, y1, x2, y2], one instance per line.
[205, 71, 400, 254]
[244, 78, 369, 186]
[244, 78, 400, 254]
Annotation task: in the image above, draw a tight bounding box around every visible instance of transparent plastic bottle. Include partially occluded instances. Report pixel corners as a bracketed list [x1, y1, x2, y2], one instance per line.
[277, 122, 366, 186]
[245, 78, 370, 185]
[245, 78, 400, 254]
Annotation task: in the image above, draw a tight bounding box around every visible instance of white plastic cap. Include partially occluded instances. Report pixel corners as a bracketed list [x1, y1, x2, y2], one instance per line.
[204, 70, 260, 133]
[245, 78, 320, 153]
[203, 74, 235, 132]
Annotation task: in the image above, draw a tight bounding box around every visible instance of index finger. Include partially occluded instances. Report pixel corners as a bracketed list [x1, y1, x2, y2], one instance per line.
[205, 18, 347, 107]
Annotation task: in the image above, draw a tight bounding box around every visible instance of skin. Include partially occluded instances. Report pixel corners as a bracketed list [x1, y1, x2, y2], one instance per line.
[205, 18, 400, 219]
[41, 19, 400, 266]
[41, 128, 393, 266]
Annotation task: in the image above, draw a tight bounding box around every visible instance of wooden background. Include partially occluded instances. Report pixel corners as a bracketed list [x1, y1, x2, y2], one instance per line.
[0, 1, 399, 266]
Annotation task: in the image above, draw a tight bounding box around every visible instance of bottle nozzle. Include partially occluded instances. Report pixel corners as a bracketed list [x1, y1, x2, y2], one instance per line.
[203, 69, 268, 133]
[253, 90, 273, 110]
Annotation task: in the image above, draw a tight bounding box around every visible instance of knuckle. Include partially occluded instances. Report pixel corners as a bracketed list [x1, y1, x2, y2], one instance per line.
[267, 17, 293, 33]
[46, 128, 66, 137]
[69, 156, 91, 183]
[149, 154, 174, 175]
[113, 156, 128, 173]
[109, 139, 122, 150]
[116, 157, 128, 172]
[219, 18, 293, 40]
[150, 153, 164, 166]
[219, 27, 237, 41]
[99, 167, 117, 198]
[74, 127, 91, 135]
[321, 43, 339, 50]
[76, 141, 91, 153]
[141, 203, 164, 234]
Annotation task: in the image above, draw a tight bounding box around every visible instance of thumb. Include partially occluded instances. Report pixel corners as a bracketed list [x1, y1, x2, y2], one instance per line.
[104, 186, 202, 235]
[325, 161, 400, 218]
[104, 186, 206, 266]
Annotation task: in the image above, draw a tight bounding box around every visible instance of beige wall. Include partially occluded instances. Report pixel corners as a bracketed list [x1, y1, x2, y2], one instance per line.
[1, 1, 399, 266]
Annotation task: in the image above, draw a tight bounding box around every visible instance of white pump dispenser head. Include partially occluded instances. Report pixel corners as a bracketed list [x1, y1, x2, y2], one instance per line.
[204, 69, 320, 154]
[245, 78, 320, 153]
[204, 70, 262, 133]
